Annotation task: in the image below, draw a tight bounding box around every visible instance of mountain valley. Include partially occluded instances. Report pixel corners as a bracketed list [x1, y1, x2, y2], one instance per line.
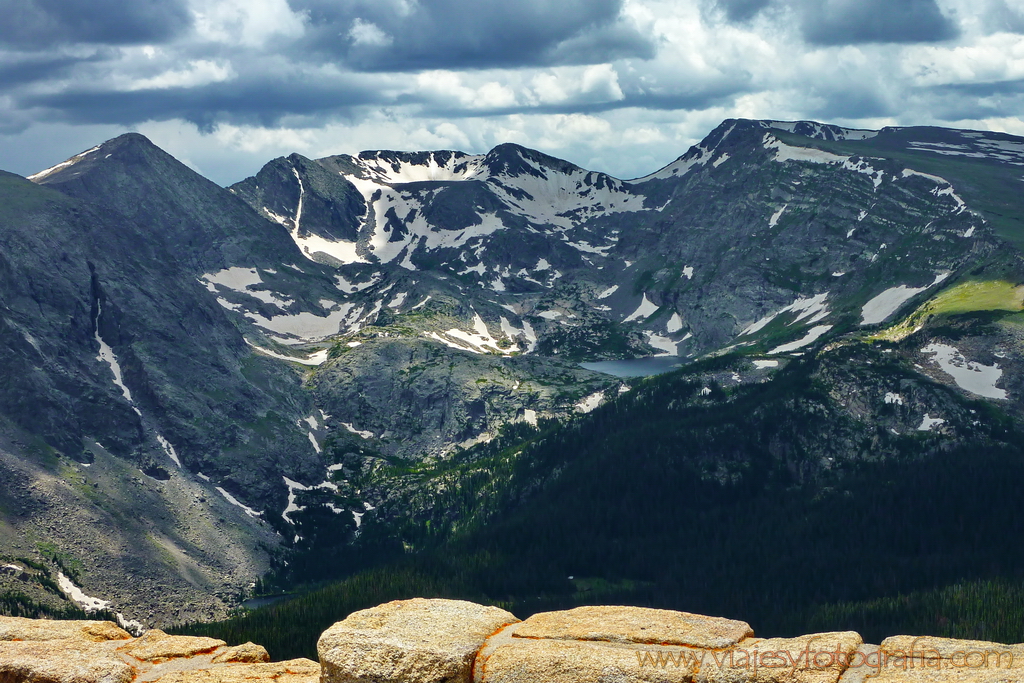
[1, 118, 1023, 644]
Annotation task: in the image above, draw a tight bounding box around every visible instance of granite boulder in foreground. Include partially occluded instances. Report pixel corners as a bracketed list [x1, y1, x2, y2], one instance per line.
[317, 598, 519, 683]
[318, 599, 1024, 683]
[0, 615, 317, 682]
[2, 599, 1023, 682]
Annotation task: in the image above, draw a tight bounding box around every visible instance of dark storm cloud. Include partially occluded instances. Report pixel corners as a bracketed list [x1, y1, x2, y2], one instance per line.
[806, 88, 894, 120]
[294, 0, 656, 71]
[713, 0, 958, 44]
[0, 0, 192, 48]
[918, 83, 1024, 121]
[19, 77, 388, 131]
[714, 0, 772, 23]
[799, 0, 959, 45]
[0, 52, 106, 88]
[932, 78, 1024, 97]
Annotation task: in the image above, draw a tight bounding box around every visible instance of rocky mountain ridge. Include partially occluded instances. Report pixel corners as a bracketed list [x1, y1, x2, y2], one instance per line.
[1, 117, 1023, 629]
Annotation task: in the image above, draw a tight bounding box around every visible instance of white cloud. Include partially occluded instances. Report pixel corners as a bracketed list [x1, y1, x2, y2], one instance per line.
[581, 64, 625, 101]
[416, 71, 518, 109]
[126, 60, 236, 91]
[901, 32, 1024, 85]
[349, 19, 394, 47]
[192, 0, 306, 47]
[3, 0, 1024, 188]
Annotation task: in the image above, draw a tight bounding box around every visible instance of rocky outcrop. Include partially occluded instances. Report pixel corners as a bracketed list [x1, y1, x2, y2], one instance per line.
[0, 615, 132, 643]
[317, 599, 1023, 683]
[2, 600, 1023, 682]
[0, 615, 316, 683]
[510, 604, 754, 648]
[317, 598, 518, 683]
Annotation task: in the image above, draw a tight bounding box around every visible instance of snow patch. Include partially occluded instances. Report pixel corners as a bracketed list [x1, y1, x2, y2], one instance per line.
[764, 134, 849, 164]
[884, 392, 904, 405]
[860, 273, 949, 325]
[342, 423, 375, 439]
[155, 434, 181, 468]
[769, 325, 833, 354]
[335, 273, 381, 294]
[741, 292, 830, 336]
[645, 331, 677, 356]
[624, 294, 659, 322]
[769, 205, 787, 227]
[917, 414, 945, 432]
[575, 391, 605, 413]
[56, 572, 144, 635]
[27, 146, 102, 181]
[427, 313, 517, 355]
[246, 340, 330, 366]
[922, 343, 1007, 399]
[282, 477, 308, 524]
[216, 487, 262, 518]
[500, 316, 536, 352]
[753, 359, 779, 369]
[246, 304, 357, 344]
[597, 285, 619, 299]
[56, 571, 110, 613]
[201, 267, 262, 292]
[638, 147, 711, 181]
[666, 312, 684, 333]
[94, 301, 136, 408]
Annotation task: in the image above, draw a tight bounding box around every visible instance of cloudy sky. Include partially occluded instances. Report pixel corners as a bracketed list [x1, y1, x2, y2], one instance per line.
[1, 0, 1023, 184]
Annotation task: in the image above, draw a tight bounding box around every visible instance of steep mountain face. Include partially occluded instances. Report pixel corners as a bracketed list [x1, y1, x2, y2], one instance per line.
[2, 118, 1023, 630]
[0, 169, 285, 625]
[230, 119, 1011, 364]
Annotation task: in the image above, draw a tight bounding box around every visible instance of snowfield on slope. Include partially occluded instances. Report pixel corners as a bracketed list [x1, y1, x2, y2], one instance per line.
[860, 273, 949, 325]
[922, 343, 1007, 399]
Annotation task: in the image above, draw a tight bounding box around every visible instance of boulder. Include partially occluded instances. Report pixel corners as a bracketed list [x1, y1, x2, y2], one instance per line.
[318, 598, 519, 683]
[863, 635, 1024, 682]
[479, 629, 862, 683]
[118, 628, 226, 662]
[0, 639, 135, 683]
[479, 637, 695, 683]
[0, 615, 131, 642]
[212, 641, 272, 663]
[513, 605, 753, 648]
[149, 658, 320, 682]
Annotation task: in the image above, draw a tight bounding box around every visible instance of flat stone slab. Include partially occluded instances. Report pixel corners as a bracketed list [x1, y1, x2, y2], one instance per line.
[149, 658, 320, 682]
[0, 639, 136, 683]
[212, 641, 272, 663]
[319, 598, 519, 683]
[118, 628, 227, 662]
[481, 630, 861, 683]
[866, 635, 1024, 682]
[0, 615, 131, 642]
[513, 605, 754, 648]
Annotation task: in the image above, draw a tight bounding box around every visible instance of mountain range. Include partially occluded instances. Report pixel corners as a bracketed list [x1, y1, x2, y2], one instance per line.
[1, 117, 1023, 633]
